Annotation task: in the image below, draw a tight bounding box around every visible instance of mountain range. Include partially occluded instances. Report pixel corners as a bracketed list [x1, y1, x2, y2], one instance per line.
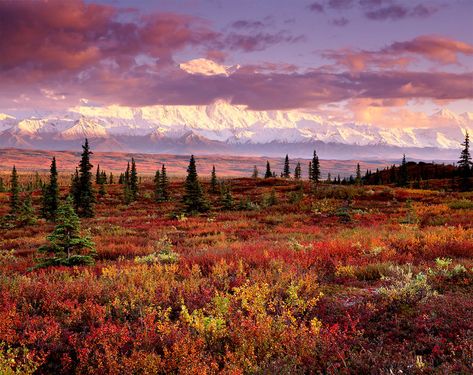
[0, 101, 470, 160]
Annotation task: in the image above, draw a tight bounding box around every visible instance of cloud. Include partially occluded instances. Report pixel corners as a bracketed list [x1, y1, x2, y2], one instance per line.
[365, 4, 438, 20]
[324, 35, 473, 71]
[331, 17, 350, 26]
[308, 2, 325, 12]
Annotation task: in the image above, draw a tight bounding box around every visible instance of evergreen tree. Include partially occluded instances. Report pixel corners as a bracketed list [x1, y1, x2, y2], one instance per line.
[76, 139, 95, 217]
[264, 161, 272, 178]
[130, 158, 138, 201]
[458, 131, 472, 191]
[154, 169, 161, 201]
[399, 154, 409, 187]
[124, 162, 130, 186]
[182, 155, 209, 213]
[252, 165, 259, 179]
[355, 163, 362, 185]
[220, 183, 234, 210]
[294, 162, 301, 180]
[160, 164, 170, 201]
[283, 154, 290, 178]
[326, 172, 332, 183]
[311, 150, 320, 183]
[9, 166, 20, 216]
[210, 165, 218, 193]
[17, 192, 37, 226]
[118, 173, 124, 184]
[109, 173, 114, 184]
[0, 177, 5, 192]
[36, 196, 96, 268]
[41, 157, 60, 221]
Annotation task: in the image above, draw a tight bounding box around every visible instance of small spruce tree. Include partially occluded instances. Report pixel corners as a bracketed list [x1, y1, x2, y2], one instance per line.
[458, 131, 472, 191]
[36, 196, 96, 268]
[283, 154, 291, 178]
[182, 155, 209, 213]
[355, 163, 362, 185]
[311, 150, 320, 183]
[160, 164, 170, 201]
[294, 162, 301, 180]
[9, 166, 20, 216]
[41, 157, 60, 221]
[252, 165, 259, 179]
[220, 183, 234, 210]
[210, 165, 218, 193]
[264, 161, 272, 179]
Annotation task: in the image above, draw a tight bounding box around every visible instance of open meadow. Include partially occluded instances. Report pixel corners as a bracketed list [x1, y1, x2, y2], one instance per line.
[1, 167, 472, 374]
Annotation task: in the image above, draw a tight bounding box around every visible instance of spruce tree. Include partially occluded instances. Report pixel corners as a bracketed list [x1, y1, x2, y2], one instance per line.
[264, 161, 272, 179]
[399, 154, 409, 187]
[76, 139, 95, 217]
[9, 166, 20, 216]
[355, 163, 362, 185]
[210, 165, 218, 193]
[311, 150, 320, 183]
[283, 154, 290, 178]
[130, 158, 138, 200]
[458, 131, 472, 191]
[41, 157, 60, 221]
[36, 196, 96, 268]
[118, 173, 124, 184]
[160, 164, 170, 201]
[220, 183, 234, 210]
[327, 172, 332, 183]
[182, 155, 209, 213]
[252, 165, 259, 179]
[0, 177, 5, 192]
[17, 192, 37, 226]
[109, 173, 114, 184]
[294, 162, 301, 180]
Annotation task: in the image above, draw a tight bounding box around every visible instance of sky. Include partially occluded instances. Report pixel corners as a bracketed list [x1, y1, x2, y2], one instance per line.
[0, 0, 472, 127]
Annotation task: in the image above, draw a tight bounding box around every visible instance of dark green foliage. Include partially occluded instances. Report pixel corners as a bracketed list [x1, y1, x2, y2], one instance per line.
[70, 168, 80, 210]
[458, 132, 472, 191]
[155, 165, 170, 202]
[9, 166, 20, 216]
[263, 188, 277, 207]
[130, 158, 138, 200]
[0, 177, 5, 192]
[210, 165, 218, 193]
[311, 150, 320, 183]
[264, 161, 272, 179]
[294, 162, 301, 180]
[220, 183, 234, 210]
[182, 155, 209, 213]
[398, 154, 409, 187]
[41, 157, 60, 221]
[355, 163, 362, 186]
[17, 193, 37, 227]
[118, 173, 124, 184]
[36, 196, 96, 269]
[75, 139, 95, 217]
[283, 154, 290, 178]
[109, 173, 114, 184]
[308, 161, 312, 181]
[95, 164, 101, 184]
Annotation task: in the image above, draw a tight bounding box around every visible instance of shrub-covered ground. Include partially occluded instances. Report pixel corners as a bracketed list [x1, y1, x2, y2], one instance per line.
[1, 177, 472, 374]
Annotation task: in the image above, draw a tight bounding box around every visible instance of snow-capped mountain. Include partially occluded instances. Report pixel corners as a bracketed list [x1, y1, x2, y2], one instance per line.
[0, 102, 470, 159]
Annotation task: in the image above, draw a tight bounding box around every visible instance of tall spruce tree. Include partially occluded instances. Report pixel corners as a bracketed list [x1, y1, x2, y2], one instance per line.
[311, 150, 320, 183]
[130, 158, 138, 200]
[160, 164, 170, 201]
[210, 165, 218, 193]
[399, 154, 409, 187]
[41, 157, 60, 221]
[294, 162, 301, 180]
[0, 177, 5, 193]
[458, 131, 472, 191]
[182, 155, 209, 213]
[9, 166, 20, 216]
[154, 169, 162, 201]
[264, 161, 272, 178]
[36, 196, 96, 268]
[283, 155, 291, 178]
[355, 163, 362, 185]
[76, 139, 95, 217]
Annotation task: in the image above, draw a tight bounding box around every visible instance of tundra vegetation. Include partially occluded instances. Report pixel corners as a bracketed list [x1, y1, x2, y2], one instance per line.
[0, 136, 472, 374]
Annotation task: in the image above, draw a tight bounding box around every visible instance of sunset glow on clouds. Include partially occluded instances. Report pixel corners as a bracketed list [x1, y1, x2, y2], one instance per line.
[0, 0, 471, 128]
